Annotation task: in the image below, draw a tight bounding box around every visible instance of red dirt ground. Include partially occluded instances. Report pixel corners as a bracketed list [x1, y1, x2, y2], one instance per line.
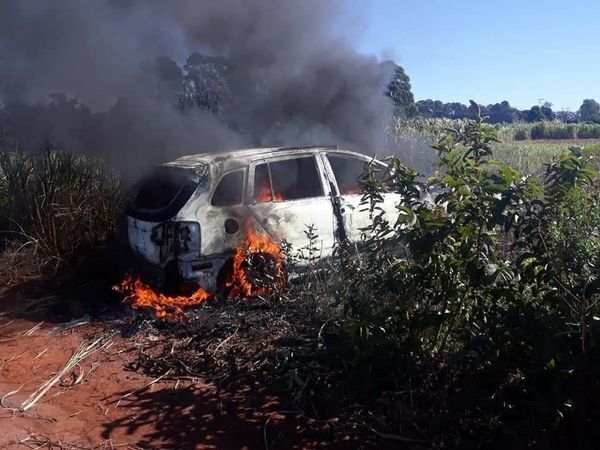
[0, 288, 347, 450]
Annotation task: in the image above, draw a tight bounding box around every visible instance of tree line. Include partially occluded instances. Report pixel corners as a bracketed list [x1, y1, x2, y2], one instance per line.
[385, 63, 600, 124]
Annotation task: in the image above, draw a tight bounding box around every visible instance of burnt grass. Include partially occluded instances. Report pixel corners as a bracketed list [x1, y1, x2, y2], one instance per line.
[116, 286, 372, 443]
[2, 272, 378, 446]
[0, 232, 380, 444]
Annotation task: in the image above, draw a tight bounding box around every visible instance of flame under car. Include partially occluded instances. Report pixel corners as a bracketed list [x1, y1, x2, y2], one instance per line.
[126, 146, 401, 291]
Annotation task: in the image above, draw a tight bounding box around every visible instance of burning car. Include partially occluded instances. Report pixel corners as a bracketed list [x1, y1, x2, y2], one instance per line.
[126, 145, 401, 292]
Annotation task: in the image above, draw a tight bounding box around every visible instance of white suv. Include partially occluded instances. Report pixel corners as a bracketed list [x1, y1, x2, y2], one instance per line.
[127, 146, 400, 289]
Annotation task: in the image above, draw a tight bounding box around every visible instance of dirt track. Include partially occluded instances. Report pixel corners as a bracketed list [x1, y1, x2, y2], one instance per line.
[0, 289, 340, 449]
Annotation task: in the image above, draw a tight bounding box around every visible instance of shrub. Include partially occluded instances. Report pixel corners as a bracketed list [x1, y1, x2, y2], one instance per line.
[513, 127, 529, 140]
[530, 122, 549, 139]
[0, 138, 123, 276]
[528, 122, 577, 140]
[577, 123, 600, 139]
[309, 104, 600, 446]
[549, 123, 576, 139]
[497, 122, 600, 142]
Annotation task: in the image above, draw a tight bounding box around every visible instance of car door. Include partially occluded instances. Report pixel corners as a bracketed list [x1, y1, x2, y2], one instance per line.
[246, 154, 336, 261]
[201, 168, 248, 256]
[322, 153, 401, 244]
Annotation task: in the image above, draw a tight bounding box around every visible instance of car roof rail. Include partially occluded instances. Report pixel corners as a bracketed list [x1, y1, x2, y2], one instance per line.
[276, 145, 339, 151]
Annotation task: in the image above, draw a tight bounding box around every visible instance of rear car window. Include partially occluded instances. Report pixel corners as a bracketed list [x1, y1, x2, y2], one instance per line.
[327, 156, 367, 195]
[211, 170, 244, 207]
[253, 156, 323, 203]
[129, 168, 198, 221]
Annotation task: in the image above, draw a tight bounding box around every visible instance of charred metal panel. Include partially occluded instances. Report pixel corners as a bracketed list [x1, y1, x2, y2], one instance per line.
[128, 218, 201, 267]
[178, 256, 227, 290]
[128, 217, 164, 266]
[337, 192, 402, 243]
[247, 198, 336, 258]
[200, 206, 247, 256]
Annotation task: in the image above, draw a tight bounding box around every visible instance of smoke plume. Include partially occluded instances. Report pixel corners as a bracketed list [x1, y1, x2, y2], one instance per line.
[0, 0, 393, 176]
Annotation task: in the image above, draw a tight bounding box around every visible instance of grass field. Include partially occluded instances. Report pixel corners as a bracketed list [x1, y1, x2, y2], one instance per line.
[389, 117, 600, 177]
[498, 121, 600, 141]
[492, 140, 600, 176]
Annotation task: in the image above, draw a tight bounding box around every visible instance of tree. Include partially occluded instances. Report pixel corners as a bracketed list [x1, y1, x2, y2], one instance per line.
[182, 53, 231, 114]
[443, 102, 470, 119]
[556, 109, 578, 123]
[384, 61, 415, 118]
[578, 99, 600, 123]
[541, 104, 555, 121]
[525, 104, 554, 122]
[415, 99, 434, 117]
[486, 100, 520, 124]
[415, 99, 448, 118]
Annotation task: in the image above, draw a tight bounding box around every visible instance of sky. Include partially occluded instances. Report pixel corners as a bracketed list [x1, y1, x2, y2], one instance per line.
[353, 0, 600, 111]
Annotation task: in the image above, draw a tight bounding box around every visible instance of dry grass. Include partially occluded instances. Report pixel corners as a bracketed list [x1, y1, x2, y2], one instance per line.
[19, 334, 114, 411]
[0, 243, 45, 285]
[0, 140, 123, 281]
[121, 267, 341, 382]
[18, 434, 142, 449]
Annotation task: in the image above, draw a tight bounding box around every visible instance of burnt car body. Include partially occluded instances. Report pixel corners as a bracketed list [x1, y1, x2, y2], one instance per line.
[127, 146, 401, 289]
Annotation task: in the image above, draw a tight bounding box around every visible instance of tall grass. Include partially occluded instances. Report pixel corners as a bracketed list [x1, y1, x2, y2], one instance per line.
[386, 118, 460, 175]
[491, 141, 568, 176]
[391, 118, 600, 143]
[389, 117, 600, 177]
[578, 123, 600, 139]
[500, 121, 600, 141]
[0, 139, 123, 277]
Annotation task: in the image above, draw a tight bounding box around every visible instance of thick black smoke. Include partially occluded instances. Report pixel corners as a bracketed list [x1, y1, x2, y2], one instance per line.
[0, 0, 393, 176]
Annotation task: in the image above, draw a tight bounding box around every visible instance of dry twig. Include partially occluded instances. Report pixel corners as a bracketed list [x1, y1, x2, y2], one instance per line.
[19, 334, 113, 411]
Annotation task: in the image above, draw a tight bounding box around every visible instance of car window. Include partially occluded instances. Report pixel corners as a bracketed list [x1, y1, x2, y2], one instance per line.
[372, 162, 393, 187]
[134, 170, 190, 210]
[271, 157, 323, 201]
[129, 168, 199, 221]
[253, 156, 323, 203]
[211, 170, 244, 206]
[327, 156, 367, 195]
[253, 163, 275, 202]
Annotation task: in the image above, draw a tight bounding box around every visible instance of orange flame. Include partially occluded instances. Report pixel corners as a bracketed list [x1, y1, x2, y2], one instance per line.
[225, 226, 285, 298]
[341, 187, 361, 195]
[115, 224, 285, 320]
[114, 275, 214, 321]
[256, 184, 284, 202]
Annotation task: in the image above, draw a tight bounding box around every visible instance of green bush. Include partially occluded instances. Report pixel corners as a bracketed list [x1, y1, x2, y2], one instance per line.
[577, 123, 600, 139]
[513, 127, 529, 140]
[529, 122, 576, 140]
[498, 122, 600, 141]
[530, 122, 549, 139]
[549, 123, 576, 139]
[308, 105, 600, 446]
